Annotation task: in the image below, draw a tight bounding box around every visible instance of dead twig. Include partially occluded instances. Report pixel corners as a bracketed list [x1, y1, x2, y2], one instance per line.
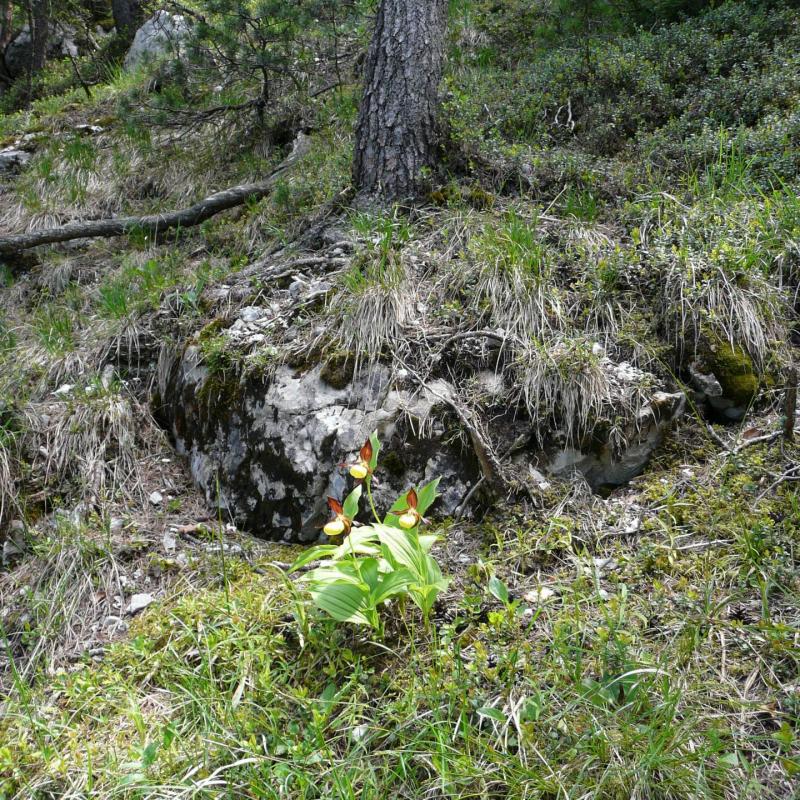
[784, 367, 797, 442]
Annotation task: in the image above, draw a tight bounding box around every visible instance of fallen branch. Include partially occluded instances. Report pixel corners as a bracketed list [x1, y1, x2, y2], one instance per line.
[706, 424, 784, 455]
[0, 134, 312, 258]
[784, 366, 797, 442]
[756, 463, 800, 502]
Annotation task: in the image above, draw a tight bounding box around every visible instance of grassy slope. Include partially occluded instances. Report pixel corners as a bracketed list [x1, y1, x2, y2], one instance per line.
[0, 1, 799, 797]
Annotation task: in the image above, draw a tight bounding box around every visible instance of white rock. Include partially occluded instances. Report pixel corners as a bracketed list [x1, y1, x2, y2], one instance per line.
[351, 724, 370, 742]
[622, 514, 641, 534]
[0, 147, 31, 173]
[53, 384, 74, 397]
[149, 491, 163, 506]
[124, 11, 190, 70]
[524, 587, 556, 603]
[126, 593, 154, 615]
[239, 306, 263, 323]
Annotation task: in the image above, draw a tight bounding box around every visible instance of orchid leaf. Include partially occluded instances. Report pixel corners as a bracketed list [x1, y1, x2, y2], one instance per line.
[343, 484, 362, 519]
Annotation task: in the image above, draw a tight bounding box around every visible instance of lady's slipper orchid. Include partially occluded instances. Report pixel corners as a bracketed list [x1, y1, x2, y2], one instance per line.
[340, 438, 375, 482]
[323, 496, 353, 537]
[391, 488, 425, 530]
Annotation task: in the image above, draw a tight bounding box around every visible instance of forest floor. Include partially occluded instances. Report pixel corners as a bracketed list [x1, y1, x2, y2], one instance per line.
[1, 1, 800, 797]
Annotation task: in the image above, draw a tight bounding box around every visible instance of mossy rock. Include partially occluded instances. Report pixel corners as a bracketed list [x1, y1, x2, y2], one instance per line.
[699, 339, 759, 407]
[320, 352, 355, 390]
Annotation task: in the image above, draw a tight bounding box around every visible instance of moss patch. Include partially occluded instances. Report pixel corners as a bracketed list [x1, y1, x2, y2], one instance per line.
[699, 339, 759, 407]
[320, 352, 355, 390]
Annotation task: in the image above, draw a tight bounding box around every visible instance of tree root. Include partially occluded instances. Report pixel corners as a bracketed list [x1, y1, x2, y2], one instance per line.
[0, 134, 312, 260]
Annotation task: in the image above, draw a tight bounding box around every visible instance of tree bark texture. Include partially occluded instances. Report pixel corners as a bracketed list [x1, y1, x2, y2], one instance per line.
[352, 0, 448, 203]
[0, 1, 13, 50]
[29, 0, 48, 74]
[112, 0, 142, 43]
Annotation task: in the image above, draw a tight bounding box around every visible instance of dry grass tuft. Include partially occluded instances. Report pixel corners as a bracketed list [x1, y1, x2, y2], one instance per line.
[0, 428, 18, 527]
[26, 377, 160, 503]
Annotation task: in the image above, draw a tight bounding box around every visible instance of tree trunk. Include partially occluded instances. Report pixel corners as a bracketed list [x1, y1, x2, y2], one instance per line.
[29, 0, 48, 74]
[112, 0, 142, 44]
[352, 0, 448, 204]
[0, 1, 13, 50]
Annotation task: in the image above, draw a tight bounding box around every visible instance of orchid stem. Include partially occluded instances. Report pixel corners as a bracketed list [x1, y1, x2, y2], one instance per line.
[366, 479, 381, 524]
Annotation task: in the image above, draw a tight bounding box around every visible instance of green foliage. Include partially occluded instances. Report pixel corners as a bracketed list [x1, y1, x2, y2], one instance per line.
[290, 434, 448, 630]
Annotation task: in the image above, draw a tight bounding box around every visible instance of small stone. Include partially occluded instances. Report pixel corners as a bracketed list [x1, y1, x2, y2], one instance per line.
[126, 593, 154, 615]
[149, 491, 163, 506]
[524, 587, 556, 603]
[351, 724, 370, 742]
[288, 280, 307, 299]
[109, 517, 124, 531]
[100, 364, 115, 390]
[0, 147, 31, 173]
[622, 515, 641, 535]
[529, 466, 552, 490]
[239, 306, 263, 323]
[74, 124, 103, 135]
[53, 384, 74, 397]
[162, 531, 177, 552]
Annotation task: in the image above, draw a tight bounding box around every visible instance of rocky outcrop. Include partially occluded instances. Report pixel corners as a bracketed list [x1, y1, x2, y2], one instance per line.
[156, 322, 685, 540]
[0, 148, 31, 174]
[157, 348, 478, 542]
[688, 339, 759, 421]
[540, 390, 685, 488]
[3, 23, 78, 79]
[124, 11, 190, 70]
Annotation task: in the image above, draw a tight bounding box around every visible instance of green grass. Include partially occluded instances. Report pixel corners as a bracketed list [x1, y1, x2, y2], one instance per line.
[1, 437, 797, 799]
[32, 304, 77, 355]
[0, 2, 799, 797]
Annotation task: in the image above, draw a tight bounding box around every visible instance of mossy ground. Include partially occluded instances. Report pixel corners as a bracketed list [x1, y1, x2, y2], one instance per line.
[1, 1, 799, 798]
[1, 428, 798, 798]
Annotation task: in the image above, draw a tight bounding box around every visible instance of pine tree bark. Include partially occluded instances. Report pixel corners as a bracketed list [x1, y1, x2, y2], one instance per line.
[29, 0, 48, 74]
[352, 0, 448, 204]
[0, 1, 13, 50]
[112, 0, 142, 44]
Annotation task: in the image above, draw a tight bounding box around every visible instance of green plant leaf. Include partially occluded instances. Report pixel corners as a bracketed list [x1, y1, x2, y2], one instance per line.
[415, 477, 441, 517]
[417, 533, 439, 552]
[303, 561, 364, 585]
[368, 429, 381, 470]
[310, 582, 371, 626]
[359, 557, 380, 589]
[377, 524, 425, 575]
[343, 484, 362, 519]
[488, 575, 510, 605]
[372, 568, 415, 606]
[331, 526, 380, 559]
[477, 707, 507, 722]
[288, 545, 337, 572]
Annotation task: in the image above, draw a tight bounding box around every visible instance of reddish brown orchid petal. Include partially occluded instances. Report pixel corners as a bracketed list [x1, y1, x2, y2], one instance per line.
[359, 439, 373, 463]
[327, 496, 344, 515]
[407, 488, 418, 510]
